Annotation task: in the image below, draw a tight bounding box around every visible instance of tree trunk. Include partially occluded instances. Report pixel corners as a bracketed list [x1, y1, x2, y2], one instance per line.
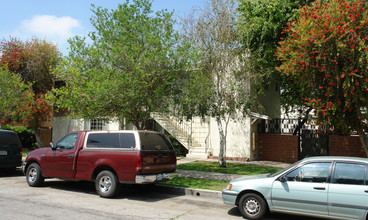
[32, 126, 44, 148]
[216, 117, 227, 168]
[359, 132, 368, 158]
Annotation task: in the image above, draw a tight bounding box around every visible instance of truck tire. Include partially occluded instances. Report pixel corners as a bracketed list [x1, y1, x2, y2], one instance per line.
[95, 170, 120, 198]
[238, 193, 268, 220]
[26, 163, 44, 187]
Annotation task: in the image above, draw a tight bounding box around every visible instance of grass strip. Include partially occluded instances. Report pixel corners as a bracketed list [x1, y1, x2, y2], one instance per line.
[177, 161, 283, 175]
[160, 174, 229, 191]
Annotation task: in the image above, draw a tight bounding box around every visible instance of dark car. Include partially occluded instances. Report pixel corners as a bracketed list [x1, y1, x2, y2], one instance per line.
[0, 130, 23, 170]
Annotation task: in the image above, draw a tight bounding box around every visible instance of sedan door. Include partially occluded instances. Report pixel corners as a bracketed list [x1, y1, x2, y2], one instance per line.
[328, 162, 368, 220]
[271, 162, 332, 216]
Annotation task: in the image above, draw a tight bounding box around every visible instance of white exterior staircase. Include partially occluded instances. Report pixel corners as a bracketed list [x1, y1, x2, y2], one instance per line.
[150, 112, 209, 159]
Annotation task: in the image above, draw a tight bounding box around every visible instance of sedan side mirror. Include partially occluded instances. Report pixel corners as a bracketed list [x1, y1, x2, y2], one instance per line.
[278, 175, 287, 182]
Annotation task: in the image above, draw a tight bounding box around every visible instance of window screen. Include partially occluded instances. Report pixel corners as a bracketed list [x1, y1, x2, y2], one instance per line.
[90, 119, 106, 130]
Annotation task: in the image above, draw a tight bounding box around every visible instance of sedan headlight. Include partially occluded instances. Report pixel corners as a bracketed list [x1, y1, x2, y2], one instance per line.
[226, 184, 233, 190]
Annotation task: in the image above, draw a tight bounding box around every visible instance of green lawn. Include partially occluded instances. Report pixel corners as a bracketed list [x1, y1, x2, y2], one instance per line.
[159, 161, 283, 191]
[177, 161, 283, 175]
[160, 174, 229, 191]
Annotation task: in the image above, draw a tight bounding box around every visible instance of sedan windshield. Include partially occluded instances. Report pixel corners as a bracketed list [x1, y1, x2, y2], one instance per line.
[268, 161, 299, 177]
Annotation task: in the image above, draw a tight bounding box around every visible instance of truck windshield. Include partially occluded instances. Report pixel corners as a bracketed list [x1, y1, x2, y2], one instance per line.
[139, 132, 173, 151]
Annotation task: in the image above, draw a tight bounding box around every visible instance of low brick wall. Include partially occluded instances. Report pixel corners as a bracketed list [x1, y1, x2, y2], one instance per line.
[258, 134, 298, 163]
[329, 135, 366, 157]
[258, 134, 367, 163]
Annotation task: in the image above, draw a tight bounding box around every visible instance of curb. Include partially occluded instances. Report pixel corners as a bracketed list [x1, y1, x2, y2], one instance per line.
[155, 184, 223, 201]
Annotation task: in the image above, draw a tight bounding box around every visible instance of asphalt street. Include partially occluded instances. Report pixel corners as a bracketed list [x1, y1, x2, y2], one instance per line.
[0, 168, 324, 220]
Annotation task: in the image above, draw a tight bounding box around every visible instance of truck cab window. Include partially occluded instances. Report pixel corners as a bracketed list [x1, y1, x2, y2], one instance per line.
[56, 133, 79, 150]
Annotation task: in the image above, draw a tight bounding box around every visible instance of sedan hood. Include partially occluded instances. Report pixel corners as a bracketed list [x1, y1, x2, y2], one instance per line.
[230, 174, 270, 182]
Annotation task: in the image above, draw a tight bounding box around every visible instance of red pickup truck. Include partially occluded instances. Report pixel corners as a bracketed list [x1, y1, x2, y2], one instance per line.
[23, 130, 177, 198]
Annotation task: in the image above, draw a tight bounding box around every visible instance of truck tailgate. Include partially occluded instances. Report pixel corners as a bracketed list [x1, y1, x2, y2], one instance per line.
[138, 131, 177, 174]
[140, 151, 176, 174]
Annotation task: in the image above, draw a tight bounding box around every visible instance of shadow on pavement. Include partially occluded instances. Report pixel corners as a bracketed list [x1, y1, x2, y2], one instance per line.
[226, 206, 325, 220]
[0, 167, 23, 177]
[42, 179, 185, 202]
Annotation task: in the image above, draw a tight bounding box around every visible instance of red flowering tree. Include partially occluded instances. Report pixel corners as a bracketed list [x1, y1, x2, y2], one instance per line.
[277, 0, 368, 156]
[0, 37, 60, 93]
[14, 91, 52, 147]
[0, 38, 31, 72]
[0, 37, 59, 147]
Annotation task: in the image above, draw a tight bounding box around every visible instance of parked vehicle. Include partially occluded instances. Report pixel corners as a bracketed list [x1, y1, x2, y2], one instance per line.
[0, 130, 23, 170]
[222, 156, 368, 220]
[23, 130, 177, 198]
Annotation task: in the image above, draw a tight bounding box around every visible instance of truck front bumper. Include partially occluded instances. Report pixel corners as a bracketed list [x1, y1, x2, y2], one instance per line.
[135, 173, 171, 184]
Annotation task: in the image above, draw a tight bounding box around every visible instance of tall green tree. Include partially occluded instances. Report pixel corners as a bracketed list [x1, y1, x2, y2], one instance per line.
[237, 0, 314, 111]
[277, 0, 368, 156]
[0, 67, 31, 127]
[181, 0, 252, 167]
[53, 0, 192, 130]
[0, 37, 59, 147]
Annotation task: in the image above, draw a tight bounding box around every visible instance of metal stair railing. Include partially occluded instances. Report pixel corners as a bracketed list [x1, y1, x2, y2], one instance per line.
[151, 112, 193, 150]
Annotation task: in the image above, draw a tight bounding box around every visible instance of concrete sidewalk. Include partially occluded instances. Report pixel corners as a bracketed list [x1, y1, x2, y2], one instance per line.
[177, 157, 291, 167]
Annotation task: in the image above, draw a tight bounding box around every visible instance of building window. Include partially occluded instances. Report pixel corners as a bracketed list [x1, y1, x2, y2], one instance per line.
[90, 119, 106, 130]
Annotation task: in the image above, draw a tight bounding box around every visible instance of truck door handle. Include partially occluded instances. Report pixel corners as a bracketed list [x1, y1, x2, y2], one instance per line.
[365, 190, 368, 193]
[68, 155, 74, 159]
[313, 187, 326, 190]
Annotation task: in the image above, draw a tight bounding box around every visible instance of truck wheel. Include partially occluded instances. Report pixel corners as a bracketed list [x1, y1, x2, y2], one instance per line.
[95, 170, 120, 198]
[26, 163, 44, 187]
[238, 193, 268, 220]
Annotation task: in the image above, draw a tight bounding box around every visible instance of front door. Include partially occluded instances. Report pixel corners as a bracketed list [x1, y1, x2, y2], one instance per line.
[271, 162, 332, 216]
[44, 133, 79, 178]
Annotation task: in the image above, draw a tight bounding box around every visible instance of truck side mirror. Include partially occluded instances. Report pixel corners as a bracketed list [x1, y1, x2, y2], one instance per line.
[50, 142, 56, 150]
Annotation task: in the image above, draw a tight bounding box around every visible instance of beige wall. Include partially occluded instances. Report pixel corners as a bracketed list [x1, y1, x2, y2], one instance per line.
[208, 116, 252, 160]
[52, 117, 120, 143]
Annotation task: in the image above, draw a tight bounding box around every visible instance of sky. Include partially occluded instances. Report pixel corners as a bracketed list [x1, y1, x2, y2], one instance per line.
[0, 0, 206, 55]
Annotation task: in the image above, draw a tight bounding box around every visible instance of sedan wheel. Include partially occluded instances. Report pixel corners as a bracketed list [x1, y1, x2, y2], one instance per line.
[239, 193, 267, 220]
